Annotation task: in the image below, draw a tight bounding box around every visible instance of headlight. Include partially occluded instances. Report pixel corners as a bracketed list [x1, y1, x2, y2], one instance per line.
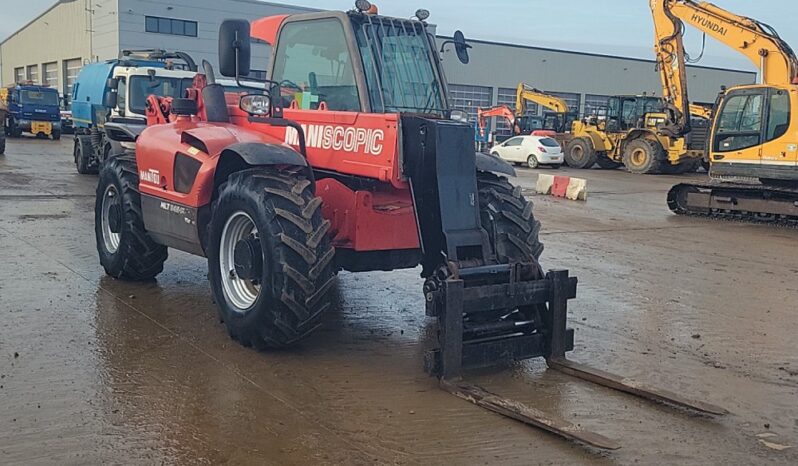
[120, 141, 136, 150]
[450, 109, 469, 123]
[239, 94, 271, 117]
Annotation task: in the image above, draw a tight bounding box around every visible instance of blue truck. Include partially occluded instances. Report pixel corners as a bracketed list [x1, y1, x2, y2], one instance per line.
[71, 50, 196, 174]
[1, 84, 62, 141]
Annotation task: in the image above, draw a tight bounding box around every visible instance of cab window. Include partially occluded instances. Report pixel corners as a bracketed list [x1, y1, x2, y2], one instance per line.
[271, 19, 361, 112]
[504, 137, 523, 146]
[714, 92, 763, 152]
[766, 90, 790, 142]
[117, 78, 127, 116]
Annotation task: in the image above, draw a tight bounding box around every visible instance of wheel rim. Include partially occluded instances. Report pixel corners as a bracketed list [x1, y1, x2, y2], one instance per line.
[101, 184, 121, 253]
[631, 148, 647, 167]
[571, 145, 584, 162]
[219, 211, 261, 312]
[528, 155, 538, 168]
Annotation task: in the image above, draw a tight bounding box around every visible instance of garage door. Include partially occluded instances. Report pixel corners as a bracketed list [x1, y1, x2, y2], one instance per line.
[63, 58, 82, 108]
[544, 91, 581, 116]
[43, 62, 58, 88]
[449, 84, 492, 124]
[584, 94, 612, 118]
[495, 87, 539, 137]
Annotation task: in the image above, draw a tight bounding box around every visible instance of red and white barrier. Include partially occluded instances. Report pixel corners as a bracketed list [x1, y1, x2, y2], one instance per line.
[535, 174, 587, 201]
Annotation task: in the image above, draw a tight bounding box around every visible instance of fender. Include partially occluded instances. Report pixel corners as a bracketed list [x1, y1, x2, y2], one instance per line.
[584, 130, 611, 152]
[475, 150, 516, 177]
[214, 142, 312, 190]
[104, 121, 144, 143]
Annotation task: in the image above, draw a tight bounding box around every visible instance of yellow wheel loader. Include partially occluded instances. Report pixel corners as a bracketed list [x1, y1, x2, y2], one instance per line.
[565, 95, 706, 173]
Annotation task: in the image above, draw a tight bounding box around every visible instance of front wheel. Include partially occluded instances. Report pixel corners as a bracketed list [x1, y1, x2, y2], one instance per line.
[52, 131, 61, 141]
[622, 139, 664, 174]
[95, 157, 168, 280]
[207, 167, 336, 349]
[75, 135, 97, 174]
[564, 137, 597, 169]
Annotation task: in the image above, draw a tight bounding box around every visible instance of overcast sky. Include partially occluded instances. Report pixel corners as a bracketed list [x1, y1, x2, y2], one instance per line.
[2, 0, 796, 71]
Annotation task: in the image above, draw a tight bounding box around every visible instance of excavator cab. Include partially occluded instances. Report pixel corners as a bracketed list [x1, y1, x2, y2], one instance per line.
[708, 84, 796, 182]
[604, 95, 665, 132]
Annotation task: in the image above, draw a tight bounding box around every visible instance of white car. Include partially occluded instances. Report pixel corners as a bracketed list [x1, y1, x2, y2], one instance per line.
[490, 135, 564, 168]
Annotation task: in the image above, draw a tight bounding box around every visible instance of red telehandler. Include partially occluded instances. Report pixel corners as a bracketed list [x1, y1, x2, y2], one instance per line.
[96, 2, 724, 449]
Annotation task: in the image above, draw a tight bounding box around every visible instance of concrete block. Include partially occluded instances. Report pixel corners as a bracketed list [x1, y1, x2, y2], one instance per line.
[565, 177, 588, 201]
[536, 173, 554, 194]
[551, 175, 570, 198]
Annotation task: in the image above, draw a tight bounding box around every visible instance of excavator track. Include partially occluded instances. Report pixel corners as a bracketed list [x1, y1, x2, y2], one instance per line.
[668, 180, 798, 226]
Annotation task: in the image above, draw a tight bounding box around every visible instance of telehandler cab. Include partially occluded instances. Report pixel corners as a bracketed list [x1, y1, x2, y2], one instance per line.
[95, 2, 724, 449]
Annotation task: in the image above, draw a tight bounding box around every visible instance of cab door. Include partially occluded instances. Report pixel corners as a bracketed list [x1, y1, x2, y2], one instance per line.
[758, 87, 796, 178]
[710, 88, 765, 169]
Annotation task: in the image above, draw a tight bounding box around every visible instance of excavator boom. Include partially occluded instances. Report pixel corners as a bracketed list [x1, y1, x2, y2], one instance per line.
[516, 83, 569, 115]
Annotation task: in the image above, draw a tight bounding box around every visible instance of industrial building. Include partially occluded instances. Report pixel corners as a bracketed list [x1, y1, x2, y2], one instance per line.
[1, 0, 756, 134]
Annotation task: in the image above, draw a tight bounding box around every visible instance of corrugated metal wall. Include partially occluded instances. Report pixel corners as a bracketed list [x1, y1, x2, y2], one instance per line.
[0, 0, 93, 97]
[439, 37, 756, 125]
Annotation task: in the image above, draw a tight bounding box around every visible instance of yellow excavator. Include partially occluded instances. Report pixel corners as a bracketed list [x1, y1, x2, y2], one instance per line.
[515, 83, 576, 136]
[651, 0, 798, 222]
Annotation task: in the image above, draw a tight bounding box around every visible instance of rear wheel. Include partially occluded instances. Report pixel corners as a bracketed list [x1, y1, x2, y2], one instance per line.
[208, 167, 336, 349]
[95, 157, 168, 280]
[75, 135, 97, 174]
[527, 154, 539, 169]
[622, 138, 665, 174]
[564, 137, 597, 169]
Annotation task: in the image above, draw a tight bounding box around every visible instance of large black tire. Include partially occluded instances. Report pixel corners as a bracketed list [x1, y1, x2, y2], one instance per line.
[52, 130, 61, 141]
[75, 135, 97, 175]
[207, 167, 336, 349]
[564, 137, 597, 169]
[476, 172, 543, 266]
[95, 157, 168, 280]
[595, 152, 622, 169]
[622, 138, 665, 174]
[0, 136, 5, 155]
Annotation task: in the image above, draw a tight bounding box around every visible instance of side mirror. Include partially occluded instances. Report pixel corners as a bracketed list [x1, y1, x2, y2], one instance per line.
[103, 89, 118, 109]
[219, 19, 252, 78]
[107, 78, 119, 90]
[440, 30, 472, 65]
[453, 30, 471, 64]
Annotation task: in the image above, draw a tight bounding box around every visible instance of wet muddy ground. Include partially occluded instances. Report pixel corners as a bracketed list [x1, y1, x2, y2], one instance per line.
[1, 138, 797, 465]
